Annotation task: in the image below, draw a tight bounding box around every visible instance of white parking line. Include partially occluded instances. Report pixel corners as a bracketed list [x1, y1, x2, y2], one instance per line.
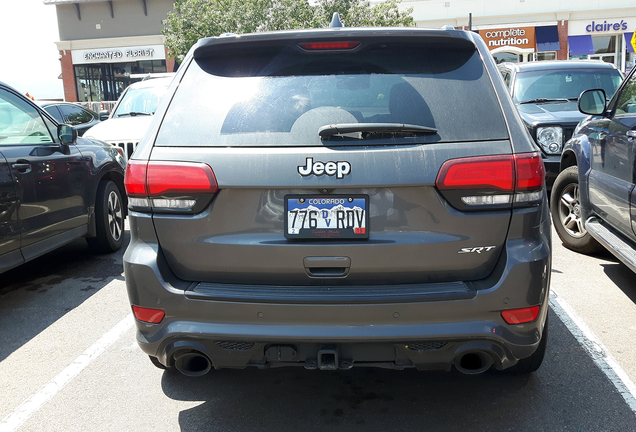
[550, 290, 636, 414]
[0, 314, 133, 432]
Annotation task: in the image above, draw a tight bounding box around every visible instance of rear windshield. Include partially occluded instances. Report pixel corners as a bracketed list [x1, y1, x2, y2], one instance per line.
[513, 68, 622, 103]
[156, 38, 509, 147]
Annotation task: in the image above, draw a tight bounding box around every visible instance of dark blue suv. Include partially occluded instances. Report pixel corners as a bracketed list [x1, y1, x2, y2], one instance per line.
[551, 66, 636, 273]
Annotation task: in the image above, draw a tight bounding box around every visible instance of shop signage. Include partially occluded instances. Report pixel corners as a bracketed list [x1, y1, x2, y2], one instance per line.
[585, 19, 628, 33]
[569, 18, 635, 36]
[72, 44, 166, 65]
[479, 27, 536, 50]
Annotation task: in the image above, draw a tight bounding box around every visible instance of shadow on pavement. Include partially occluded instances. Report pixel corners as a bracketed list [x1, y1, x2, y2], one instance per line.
[0, 229, 129, 363]
[601, 262, 636, 304]
[160, 309, 635, 432]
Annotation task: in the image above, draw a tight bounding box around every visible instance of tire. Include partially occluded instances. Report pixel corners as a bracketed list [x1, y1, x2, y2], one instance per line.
[87, 180, 125, 253]
[505, 315, 549, 375]
[550, 166, 602, 254]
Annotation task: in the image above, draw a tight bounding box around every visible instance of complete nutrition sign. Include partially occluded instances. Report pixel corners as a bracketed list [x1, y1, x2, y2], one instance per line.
[479, 27, 536, 50]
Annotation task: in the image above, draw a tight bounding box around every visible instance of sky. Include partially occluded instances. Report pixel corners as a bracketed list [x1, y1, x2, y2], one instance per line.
[0, 0, 64, 100]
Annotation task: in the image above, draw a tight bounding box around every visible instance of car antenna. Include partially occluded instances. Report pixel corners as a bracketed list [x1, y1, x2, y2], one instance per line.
[330, 12, 344, 27]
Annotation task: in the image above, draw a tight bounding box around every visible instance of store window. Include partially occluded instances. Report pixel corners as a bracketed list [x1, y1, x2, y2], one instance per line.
[570, 35, 619, 63]
[589, 35, 618, 64]
[75, 66, 104, 102]
[493, 51, 521, 64]
[74, 60, 167, 102]
[534, 52, 557, 61]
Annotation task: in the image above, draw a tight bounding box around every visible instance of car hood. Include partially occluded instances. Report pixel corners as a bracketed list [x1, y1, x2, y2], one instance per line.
[516, 101, 586, 126]
[83, 116, 154, 142]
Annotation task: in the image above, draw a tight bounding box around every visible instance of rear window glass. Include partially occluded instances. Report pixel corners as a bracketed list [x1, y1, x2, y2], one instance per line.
[156, 38, 509, 147]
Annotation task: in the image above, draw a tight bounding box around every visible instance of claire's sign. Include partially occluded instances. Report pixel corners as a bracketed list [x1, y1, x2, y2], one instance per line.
[586, 19, 628, 33]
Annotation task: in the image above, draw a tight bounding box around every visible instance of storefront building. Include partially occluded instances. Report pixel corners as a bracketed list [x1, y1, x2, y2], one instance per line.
[45, 0, 175, 103]
[568, 18, 636, 73]
[402, 0, 636, 73]
[476, 23, 568, 64]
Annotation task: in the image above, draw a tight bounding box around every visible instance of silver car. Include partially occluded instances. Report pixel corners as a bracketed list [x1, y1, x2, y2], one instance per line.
[123, 26, 551, 376]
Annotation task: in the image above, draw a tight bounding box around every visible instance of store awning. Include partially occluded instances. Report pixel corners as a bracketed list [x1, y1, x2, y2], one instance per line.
[535, 26, 560, 52]
[568, 35, 594, 56]
[624, 32, 635, 54]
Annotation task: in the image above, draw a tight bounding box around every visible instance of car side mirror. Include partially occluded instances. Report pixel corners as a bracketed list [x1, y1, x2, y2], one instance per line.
[578, 89, 607, 116]
[58, 124, 78, 144]
[99, 110, 109, 121]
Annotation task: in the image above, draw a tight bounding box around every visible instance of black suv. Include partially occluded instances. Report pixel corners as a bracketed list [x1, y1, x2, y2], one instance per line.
[124, 26, 551, 376]
[0, 81, 127, 274]
[498, 61, 622, 188]
[551, 65, 636, 273]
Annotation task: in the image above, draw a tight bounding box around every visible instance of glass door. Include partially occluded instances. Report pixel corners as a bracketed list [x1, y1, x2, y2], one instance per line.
[74, 65, 105, 102]
[589, 35, 617, 65]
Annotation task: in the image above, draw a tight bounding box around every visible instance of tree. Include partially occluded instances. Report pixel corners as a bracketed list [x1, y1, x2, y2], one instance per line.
[163, 0, 415, 59]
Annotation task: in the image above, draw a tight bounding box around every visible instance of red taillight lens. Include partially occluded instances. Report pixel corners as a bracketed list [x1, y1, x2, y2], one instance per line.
[124, 160, 218, 196]
[125, 160, 218, 212]
[146, 162, 218, 195]
[298, 41, 361, 50]
[514, 152, 545, 191]
[132, 305, 165, 324]
[435, 152, 545, 209]
[436, 155, 515, 191]
[124, 160, 148, 196]
[501, 305, 541, 324]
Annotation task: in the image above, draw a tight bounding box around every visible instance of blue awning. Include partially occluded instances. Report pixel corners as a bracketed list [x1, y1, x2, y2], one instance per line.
[535, 26, 560, 52]
[568, 35, 594, 56]
[625, 32, 635, 54]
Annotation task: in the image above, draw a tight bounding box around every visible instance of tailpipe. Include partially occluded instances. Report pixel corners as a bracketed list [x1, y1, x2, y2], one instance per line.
[454, 351, 493, 375]
[174, 351, 212, 377]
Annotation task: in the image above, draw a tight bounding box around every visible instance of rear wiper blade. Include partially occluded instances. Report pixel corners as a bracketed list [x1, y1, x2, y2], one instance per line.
[117, 111, 152, 117]
[319, 123, 438, 139]
[519, 98, 569, 104]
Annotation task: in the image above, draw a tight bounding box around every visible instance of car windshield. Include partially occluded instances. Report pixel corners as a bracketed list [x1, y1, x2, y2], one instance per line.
[113, 81, 169, 118]
[513, 68, 622, 104]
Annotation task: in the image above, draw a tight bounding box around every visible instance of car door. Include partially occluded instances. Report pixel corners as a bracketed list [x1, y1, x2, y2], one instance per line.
[0, 147, 22, 272]
[0, 87, 90, 262]
[587, 68, 636, 241]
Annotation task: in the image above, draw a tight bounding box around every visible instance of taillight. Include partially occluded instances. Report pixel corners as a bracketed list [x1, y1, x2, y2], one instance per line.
[132, 305, 165, 324]
[124, 160, 218, 212]
[501, 305, 540, 324]
[435, 152, 545, 210]
[298, 41, 361, 50]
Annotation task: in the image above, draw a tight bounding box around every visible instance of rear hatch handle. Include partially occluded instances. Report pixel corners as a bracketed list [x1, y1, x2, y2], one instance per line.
[304, 256, 351, 278]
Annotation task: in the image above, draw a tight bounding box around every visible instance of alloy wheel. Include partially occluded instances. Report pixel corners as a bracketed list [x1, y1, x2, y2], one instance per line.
[107, 190, 124, 241]
[557, 183, 586, 238]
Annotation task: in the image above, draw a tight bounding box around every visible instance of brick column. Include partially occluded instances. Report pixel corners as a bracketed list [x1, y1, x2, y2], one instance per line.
[165, 47, 176, 72]
[557, 20, 569, 60]
[59, 50, 77, 102]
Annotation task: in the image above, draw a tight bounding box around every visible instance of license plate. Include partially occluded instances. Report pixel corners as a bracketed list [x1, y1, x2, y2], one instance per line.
[285, 195, 369, 239]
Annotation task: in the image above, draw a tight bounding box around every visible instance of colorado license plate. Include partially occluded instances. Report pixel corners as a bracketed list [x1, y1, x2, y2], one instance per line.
[285, 195, 369, 239]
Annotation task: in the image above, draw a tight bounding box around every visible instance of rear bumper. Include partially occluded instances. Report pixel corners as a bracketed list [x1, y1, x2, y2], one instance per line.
[124, 206, 551, 372]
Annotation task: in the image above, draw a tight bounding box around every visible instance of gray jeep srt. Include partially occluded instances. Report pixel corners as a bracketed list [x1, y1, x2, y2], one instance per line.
[123, 25, 552, 376]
